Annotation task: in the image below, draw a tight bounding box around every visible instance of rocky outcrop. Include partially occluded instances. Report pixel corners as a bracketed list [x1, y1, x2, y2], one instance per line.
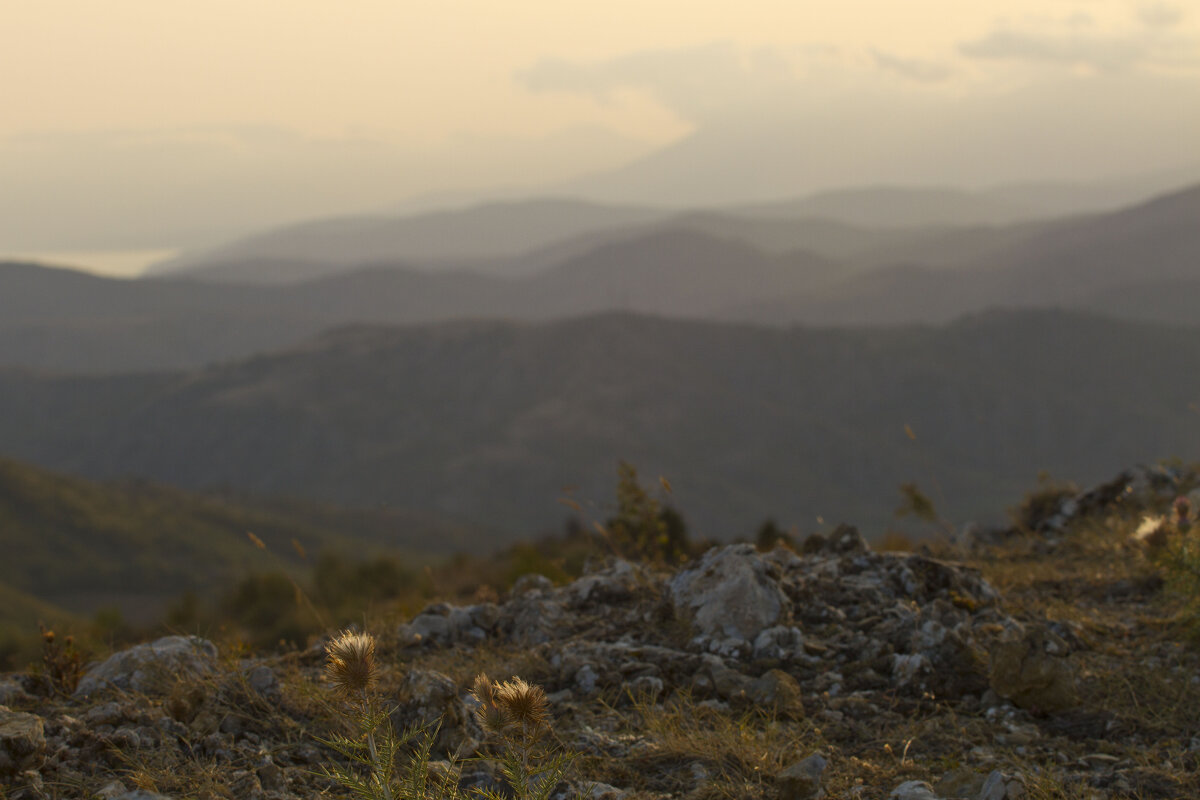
[73, 636, 218, 698]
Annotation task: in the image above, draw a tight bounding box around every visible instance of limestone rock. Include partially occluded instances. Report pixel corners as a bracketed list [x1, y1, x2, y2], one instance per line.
[979, 770, 1026, 800]
[989, 626, 1078, 712]
[74, 636, 217, 698]
[888, 780, 939, 800]
[246, 664, 280, 701]
[0, 708, 45, 777]
[745, 669, 804, 719]
[934, 767, 986, 799]
[777, 752, 827, 800]
[669, 544, 789, 645]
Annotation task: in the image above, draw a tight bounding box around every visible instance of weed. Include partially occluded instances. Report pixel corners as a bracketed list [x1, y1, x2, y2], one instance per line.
[32, 622, 83, 695]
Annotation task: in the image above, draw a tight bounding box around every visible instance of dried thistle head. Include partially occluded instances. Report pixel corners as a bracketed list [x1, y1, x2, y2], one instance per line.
[324, 630, 377, 697]
[495, 677, 549, 730]
[471, 673, 509, 733]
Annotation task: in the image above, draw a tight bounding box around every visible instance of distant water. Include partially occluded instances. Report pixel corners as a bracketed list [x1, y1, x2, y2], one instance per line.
[3, 248, 179, 278]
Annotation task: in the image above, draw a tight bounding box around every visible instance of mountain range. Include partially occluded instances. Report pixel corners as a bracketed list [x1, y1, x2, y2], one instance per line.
[3, 183, 1198, 374]
[0, 310, 1196, 544]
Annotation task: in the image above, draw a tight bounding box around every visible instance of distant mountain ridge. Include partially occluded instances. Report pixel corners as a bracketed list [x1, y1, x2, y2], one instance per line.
[2, 182, 1197, 373]
[0, 310, 1196, 543]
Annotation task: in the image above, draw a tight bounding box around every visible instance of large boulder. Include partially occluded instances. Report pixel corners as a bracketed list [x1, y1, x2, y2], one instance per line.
[0, 708, 45, 778]
[669, 545, 789, 649]
[989, 626, 1078, 713]
[74, 636, 218, 698]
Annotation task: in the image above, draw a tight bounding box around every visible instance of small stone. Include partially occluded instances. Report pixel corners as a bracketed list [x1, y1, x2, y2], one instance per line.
[575, 664, 599, 694]
[979, 770, 1026, 800]
[94, 780, 128, 800]
[581, 782, 627, 799]
[247, 665, 280, 700]
[933, 767, 986, 799]
[829, 524, 869, 554]
[777, 753, 827, 800]
[888, 781, 939, 800]
[256, 755, 287, 792]
[511, 573, 554, 597]
[626, 675, 664, 703]
[745, 669, 804, 719]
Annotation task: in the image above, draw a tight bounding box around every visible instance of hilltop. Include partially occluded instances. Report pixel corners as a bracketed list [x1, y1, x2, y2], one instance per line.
[1, 464, 1197, 799]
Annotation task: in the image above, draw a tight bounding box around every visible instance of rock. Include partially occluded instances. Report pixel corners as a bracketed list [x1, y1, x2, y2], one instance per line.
[570, 560, 644, 606]
[0, 709, 46, 777]
[801, 533, 827, 554]
[575, 664, 599, 694]
[256, 754, 287, 792]
[505, 594, 567, 645]
[111, 792, 175, 800]
[777, 753, 827, 800]
[745, 669, 804, 719]
[828, 524, 869, 554]
[752, 626, 805, 661]
[511, 573, 554, 597]
[625, 675, 664, 703]
[165, 682, 206, 724]
[670, 544, 789, 645]
[579, 782, 627, 799]
[74, 636, 217, 698]
[94, 780, 129, 800]
[888, 781, 939, 800]
[246, 665, 280, 701]
[708, 663, 751, 703]
[398, 602, 489, 647]
[979, 770, 1026, 800]
[933, 767, 986, 799]
[395, 669, 480, 754]
[989, 626, 1078, 712]
[0, 679, 33, 707]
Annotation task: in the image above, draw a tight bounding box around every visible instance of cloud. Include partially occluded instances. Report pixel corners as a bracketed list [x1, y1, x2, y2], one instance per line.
[518, 42, 801, 124]
[870, 50, 954, 83]
[959, 10, 1196, 72]
[959, 29, 1147, 70]
[1139, 3, 1184, 29]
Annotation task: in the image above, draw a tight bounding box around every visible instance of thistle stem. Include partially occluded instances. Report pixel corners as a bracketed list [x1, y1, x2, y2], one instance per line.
[363, 692, 393, 800]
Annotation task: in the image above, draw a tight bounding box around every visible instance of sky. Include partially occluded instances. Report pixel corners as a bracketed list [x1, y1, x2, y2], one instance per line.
[2, 0, 1198, 261]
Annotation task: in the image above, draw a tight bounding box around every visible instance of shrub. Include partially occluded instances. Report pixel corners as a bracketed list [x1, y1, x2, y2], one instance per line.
[603, 461, 690, 564]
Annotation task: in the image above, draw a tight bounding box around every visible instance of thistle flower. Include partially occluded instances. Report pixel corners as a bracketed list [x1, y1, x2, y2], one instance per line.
[471, 674, 550, 734]
[471, 673, 510, 733]
[495, 678, 549, 730]
[325, 630, 377, 698]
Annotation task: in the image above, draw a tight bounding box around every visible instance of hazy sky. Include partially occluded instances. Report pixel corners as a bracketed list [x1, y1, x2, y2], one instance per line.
[3, 0, 1198, 253]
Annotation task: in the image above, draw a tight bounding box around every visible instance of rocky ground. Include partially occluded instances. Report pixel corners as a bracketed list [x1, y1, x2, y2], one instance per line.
[2, 466, 1198, 800]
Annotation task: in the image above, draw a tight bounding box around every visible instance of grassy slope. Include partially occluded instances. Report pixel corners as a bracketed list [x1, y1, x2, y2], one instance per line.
[0, 457, 489, 619]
